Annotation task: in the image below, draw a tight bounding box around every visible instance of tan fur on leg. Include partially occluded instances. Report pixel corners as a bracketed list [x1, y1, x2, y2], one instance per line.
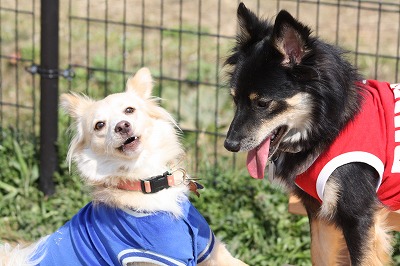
[360, 208, 393, 266]
[310, 218, 350, 266]
[198, 239, 248, 266]
[319, 178, 340, 220]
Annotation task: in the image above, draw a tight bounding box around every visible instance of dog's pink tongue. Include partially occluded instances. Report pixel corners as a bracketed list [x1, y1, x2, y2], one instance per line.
[246, 137, 271, 179]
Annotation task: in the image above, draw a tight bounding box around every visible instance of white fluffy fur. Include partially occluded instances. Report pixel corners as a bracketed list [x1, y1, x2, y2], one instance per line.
[60, 68, 189, 215]
[0, 68, 247, 266]
[0, 237, 48, 266]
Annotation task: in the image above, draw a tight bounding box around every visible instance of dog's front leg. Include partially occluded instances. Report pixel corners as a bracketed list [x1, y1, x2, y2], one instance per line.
[303, 182, 350, 265]
[198, 239, 248, 266]
[339, 206, 392, 266]
[330, 164, 392, 266]
[309, 217, 350, 265]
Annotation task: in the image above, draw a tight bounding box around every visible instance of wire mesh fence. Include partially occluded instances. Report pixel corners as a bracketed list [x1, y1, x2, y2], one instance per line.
[0, 0, 399, 180]
[0, 0, 38, 137]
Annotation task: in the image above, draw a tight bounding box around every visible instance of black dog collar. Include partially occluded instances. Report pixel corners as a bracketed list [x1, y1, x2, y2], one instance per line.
[117, 171, 175, 194]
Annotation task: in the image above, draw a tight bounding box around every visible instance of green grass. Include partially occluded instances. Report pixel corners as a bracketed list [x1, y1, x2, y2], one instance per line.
[0, 128, 91, 242]
[193, 167, 311, 266]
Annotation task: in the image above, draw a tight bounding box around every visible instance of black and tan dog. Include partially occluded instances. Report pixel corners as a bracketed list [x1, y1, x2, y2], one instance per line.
[224, 3, 400, 265]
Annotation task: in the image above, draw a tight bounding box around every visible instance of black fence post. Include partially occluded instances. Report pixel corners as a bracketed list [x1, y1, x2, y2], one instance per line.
[39, 0, 59, 196]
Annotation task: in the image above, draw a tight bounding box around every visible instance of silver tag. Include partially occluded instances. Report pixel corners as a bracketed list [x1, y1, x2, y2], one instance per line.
[268, 160, 276, 182]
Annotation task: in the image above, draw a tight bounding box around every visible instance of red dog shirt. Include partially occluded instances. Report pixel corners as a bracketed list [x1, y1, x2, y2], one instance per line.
[295, 80, 400, 211]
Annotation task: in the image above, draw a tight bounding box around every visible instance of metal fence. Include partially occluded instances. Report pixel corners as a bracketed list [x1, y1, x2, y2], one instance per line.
[0, 0, 37, 134]
[1, 0, 399, 195]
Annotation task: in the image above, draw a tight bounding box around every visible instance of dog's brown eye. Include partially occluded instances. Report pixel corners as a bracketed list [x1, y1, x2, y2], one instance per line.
[125, 107, 135, 114]
[94, 121, 105, 130]
[257, 99, 269, 108]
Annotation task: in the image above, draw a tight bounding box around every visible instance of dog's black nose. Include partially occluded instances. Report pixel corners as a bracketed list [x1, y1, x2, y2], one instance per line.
[115, 120, 132, 135]
[224, 138, 240, 152]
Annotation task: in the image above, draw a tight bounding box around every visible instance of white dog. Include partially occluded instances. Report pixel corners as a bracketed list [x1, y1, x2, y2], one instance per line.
[0, 68, 247, 266]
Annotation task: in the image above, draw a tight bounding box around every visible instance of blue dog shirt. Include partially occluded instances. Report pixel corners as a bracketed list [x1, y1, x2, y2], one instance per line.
[31, 200, 215, 265]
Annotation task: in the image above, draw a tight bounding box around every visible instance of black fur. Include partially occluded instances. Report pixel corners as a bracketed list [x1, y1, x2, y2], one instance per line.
[224, 3, 386, 265]
[333, 163, 380, 264]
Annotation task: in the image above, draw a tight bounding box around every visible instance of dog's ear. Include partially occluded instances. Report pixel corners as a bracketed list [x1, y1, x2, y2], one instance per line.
[234, 3, 272, 50]
[60, 93, 92, 170]
[272, 10, 311, 66]
[236, 3, 260, 44]
[225, 3, 271, 66]
[60, 93, 93, 119]
[126, 67, 153, 99]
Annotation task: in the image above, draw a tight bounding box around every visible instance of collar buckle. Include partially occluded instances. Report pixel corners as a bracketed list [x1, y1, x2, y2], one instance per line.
[140, 171, 174, 194]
